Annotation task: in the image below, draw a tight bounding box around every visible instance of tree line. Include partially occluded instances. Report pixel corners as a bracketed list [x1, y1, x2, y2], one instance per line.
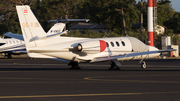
[0, 0, 179, 47]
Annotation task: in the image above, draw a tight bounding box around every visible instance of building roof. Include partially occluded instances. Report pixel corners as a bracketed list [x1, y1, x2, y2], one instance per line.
[68, 22, 105, 29]
[131, 22, 141, 29]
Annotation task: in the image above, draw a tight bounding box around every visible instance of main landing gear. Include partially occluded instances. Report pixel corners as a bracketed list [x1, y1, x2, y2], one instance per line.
[68, 61, 81, 70]
[5, 53, 12, 59]
[109, 60, 121, 70]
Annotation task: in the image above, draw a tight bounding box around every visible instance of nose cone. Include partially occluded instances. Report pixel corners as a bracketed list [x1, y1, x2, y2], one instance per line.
[148, 46, 160, 58]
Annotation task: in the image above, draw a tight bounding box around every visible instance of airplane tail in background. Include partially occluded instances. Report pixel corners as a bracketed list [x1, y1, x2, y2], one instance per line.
[4, 23, 66, 41]
[47, 23, 66, 35]
[16, 5, 46, 48]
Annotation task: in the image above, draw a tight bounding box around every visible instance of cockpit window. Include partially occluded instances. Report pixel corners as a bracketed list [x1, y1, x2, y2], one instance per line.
[110, 42, 114, 47]
[121, 41, 125, 46]
[106, 42, 109, 47]
[116, 41, 119, 47]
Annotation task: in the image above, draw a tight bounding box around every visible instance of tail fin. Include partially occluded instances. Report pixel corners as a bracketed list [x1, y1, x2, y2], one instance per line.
[16, 5, 46, 48]
[47, 23, 65, 35]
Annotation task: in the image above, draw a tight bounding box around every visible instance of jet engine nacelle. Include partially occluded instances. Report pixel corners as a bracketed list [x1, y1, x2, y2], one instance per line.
[76, 40, 107, 53]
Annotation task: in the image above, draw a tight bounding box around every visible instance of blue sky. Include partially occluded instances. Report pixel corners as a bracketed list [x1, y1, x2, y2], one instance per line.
[136, 0, 180, 12]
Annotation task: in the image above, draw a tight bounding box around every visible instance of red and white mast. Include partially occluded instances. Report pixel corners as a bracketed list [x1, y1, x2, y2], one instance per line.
[147, 0, 154, 46]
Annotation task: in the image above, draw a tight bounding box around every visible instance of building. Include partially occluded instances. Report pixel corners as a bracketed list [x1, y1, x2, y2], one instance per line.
[68, 22, 108, 33]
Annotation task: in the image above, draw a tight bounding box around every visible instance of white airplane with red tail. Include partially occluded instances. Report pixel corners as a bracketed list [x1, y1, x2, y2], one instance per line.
[16, 5, 176, 70]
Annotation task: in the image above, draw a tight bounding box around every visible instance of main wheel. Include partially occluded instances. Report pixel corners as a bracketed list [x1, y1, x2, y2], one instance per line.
[141, 61, 146, 69]
[7, 53, 12, 59]
[109, 62, 120, 70]
[68, 62, 81, 70]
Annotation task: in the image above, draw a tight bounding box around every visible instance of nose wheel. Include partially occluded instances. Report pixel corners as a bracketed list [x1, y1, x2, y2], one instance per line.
[141, 61, 146, 69]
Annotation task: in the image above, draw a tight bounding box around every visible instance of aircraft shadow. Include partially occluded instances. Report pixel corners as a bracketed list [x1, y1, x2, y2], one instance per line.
[0, 68, 180, 71]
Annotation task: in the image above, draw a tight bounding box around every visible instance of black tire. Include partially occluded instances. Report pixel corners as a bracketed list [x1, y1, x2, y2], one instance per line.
[141, 61, 146, 69]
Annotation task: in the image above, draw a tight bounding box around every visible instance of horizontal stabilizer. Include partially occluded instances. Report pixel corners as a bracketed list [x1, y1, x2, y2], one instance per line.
[30, 30, 68, 42]
[90, 49, 176, 63]
[4, 32, 24, 41]
[12, 51, 27, 54]
[28, 53, 69, 62]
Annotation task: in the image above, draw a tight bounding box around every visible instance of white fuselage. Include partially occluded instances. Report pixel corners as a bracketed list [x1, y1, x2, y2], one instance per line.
[27, 36, 160, 62]
[0, 38, 25, 53]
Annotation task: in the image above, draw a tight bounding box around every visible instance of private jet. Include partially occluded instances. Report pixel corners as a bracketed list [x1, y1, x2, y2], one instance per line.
[16, 5, 175, 69]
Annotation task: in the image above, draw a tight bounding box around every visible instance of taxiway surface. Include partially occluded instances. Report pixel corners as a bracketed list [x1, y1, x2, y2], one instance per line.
[0, 57, 180, 101]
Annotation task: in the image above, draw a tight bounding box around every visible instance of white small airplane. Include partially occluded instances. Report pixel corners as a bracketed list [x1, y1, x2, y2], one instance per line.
[0, 21, 68, 59]
[0, 37, 25, 58]
[3, 18, 88, 59]
[16, 5, 176, 69]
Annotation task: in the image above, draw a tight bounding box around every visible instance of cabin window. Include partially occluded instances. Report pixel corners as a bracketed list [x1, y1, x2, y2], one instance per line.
[6, 41, 8, 44]
[13, 41, 15, 44]
[110, 42, 114, 47]
[106, 42, 109, 47]
[121, 41, 125, 46]
[16, 40, 19, 43]
[9, 41, 12, 44]
[116, 41, 119, 47]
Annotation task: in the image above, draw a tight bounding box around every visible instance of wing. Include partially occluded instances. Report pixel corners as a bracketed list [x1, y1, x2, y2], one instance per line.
[30, 30, 68, 42]
[48, 19, 89, 23]
[90, 49, 176, 63]
[4, 32, 24, 41]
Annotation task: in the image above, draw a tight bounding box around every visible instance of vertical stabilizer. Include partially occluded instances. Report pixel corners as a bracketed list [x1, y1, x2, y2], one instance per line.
[47, 23, 65, 35]
[16, 5, 46, 48]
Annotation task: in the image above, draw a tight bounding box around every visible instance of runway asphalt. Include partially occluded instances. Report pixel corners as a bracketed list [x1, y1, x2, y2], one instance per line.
[0, 56, 180, 101]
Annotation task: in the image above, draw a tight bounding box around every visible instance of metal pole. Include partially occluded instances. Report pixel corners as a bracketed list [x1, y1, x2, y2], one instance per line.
[147, 0, 154, 46]
[141, 0, 144, 42]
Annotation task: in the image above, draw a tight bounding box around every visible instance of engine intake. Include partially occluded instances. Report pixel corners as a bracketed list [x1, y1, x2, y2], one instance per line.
[76, 40, 107, 53]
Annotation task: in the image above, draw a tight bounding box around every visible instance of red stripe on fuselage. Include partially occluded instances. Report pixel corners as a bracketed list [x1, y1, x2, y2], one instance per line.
[99, 40, 107, 52]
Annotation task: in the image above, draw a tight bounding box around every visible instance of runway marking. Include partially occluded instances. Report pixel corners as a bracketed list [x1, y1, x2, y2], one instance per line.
[1, 74, 180, 84]
[0, 91, 180, 99]
[1, 74, 179, 80]
[84, 75, 180, 83]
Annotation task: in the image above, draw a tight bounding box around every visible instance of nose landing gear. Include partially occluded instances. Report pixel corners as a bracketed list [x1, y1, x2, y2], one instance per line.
[140, 60, 146, 69]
